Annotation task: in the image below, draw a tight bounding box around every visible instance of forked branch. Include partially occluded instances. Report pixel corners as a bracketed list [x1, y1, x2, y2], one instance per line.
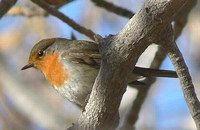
[120, 0, 198, 128]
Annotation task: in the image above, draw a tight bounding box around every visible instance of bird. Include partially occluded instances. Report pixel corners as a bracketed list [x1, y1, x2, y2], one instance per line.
[21, 38, 178, 107]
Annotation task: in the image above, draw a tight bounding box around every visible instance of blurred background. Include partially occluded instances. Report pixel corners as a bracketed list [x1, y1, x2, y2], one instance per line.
[0, 0, 199, 129]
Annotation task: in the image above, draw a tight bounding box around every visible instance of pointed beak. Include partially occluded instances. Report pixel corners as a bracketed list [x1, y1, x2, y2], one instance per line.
[21, 63, 34, 70]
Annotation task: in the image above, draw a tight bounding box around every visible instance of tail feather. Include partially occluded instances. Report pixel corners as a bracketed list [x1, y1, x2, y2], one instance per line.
[133, 66, 178, 78]
[128, 81, 146, 86]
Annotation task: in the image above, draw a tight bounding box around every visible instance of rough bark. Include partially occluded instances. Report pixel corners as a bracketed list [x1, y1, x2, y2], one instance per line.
[153, 24, 200, 129]
[167, 42, 200, 129]
[120, 0, 198, 129]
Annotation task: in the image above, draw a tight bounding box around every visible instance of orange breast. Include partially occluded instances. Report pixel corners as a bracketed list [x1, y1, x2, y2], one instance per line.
[35, 53, 68, 88]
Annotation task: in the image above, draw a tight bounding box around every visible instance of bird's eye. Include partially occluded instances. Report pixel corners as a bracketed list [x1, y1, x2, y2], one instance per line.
[38, 50, 45, 57]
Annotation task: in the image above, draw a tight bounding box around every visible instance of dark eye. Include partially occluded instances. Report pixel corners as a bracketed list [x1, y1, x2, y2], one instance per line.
[38, 50, 45, 57]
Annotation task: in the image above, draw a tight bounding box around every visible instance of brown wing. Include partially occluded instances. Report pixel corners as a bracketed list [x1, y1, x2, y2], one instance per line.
[61, 49, 101, 68]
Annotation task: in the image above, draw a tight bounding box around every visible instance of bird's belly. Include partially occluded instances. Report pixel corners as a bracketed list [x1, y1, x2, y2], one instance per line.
[54, 62, 99, 106]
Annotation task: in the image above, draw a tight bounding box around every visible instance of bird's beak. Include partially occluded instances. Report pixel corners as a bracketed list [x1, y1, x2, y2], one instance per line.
[21, 63, 34, 70]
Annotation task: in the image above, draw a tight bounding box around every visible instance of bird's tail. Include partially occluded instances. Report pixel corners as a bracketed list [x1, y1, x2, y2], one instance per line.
[133, 66, 178, 78]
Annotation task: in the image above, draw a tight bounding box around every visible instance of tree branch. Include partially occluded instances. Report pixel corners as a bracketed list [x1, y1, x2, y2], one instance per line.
[91, 0, 134, 19]
[0, 0, 17, 19]
[43, 0, 75, 5]
[31, 0, 96, 40]
[68, 0, 187, 129]
[120, 0, 198, 129]
[161, 31, 200, 129]
[172, 43, 200, 128]
[150, 22, 200, 128]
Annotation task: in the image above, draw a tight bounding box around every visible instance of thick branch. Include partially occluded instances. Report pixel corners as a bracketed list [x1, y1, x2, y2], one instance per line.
[0, 0, 17, 19]
[69, 0, 187, 129]
[91, 0, 134, 19]
[31, 0, 96, 40]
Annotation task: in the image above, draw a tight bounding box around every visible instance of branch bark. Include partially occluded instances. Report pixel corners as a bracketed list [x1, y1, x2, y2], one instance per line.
[120, 0, 197, 129]
[0, 0, 17, 19]
[167, 42, 200, 129]
[68, 0, 188, 129]
[158, 27, 200, 128]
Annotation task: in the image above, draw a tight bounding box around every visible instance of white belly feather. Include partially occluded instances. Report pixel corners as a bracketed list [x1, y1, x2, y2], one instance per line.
[54, 61, 99, 106]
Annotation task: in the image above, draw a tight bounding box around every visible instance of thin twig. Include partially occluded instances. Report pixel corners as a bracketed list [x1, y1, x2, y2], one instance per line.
[56, 0, 75, 8]
[0, 0, 17, 19]
[31, 0, 96, 40]
[7, 1, 75, 17]
[166, 40, 200, 129]
[44, 0, 74, 5]
[91, 0, 134, 19]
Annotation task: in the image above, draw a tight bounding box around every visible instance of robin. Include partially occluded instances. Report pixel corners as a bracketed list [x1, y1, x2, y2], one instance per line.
[21, 38, 178, 107]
